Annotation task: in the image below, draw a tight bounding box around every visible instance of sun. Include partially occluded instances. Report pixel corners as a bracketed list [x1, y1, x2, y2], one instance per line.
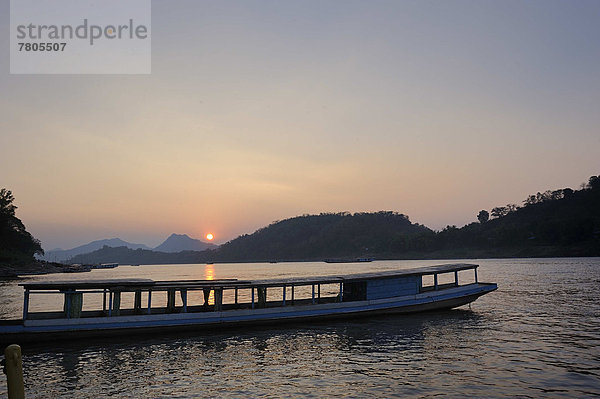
[206, 233, 214, 241]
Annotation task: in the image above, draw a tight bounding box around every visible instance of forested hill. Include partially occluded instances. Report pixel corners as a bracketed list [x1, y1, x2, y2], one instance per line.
[426, 175, 600, 257]
[63, 174, 600, 265]
[215, 212, 431, 261]
[215, 175, 600, 260]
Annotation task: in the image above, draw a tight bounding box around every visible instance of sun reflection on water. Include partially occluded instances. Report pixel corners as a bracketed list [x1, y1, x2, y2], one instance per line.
[204, 263, 215, 305]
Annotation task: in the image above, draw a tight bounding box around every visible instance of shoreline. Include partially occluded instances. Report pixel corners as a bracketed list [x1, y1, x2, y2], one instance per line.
[0, 261, 75, 279]
[2, 251, 600, 279]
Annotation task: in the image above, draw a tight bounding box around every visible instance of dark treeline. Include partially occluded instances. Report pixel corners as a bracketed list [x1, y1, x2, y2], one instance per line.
[0, 188, 44, 266]
[209, 174, 600, 260]
[430, 176, 600, 256]
[214, 211, 431, 261]
[69, 211, 429, 264]
[13, 174, 600, 267]
[70, 174, 600, 264]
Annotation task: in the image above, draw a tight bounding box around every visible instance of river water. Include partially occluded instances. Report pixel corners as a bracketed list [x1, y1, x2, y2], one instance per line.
[1, 258, 599, 398]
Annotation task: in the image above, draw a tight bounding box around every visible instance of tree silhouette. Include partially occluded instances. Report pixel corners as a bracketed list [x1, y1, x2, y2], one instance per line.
[491, 206, 509, 218]
[506, 204, 519, 213]
[0, 188, 44, 258]
[0, 188, 17, 216]
[477, 210, 489, 223]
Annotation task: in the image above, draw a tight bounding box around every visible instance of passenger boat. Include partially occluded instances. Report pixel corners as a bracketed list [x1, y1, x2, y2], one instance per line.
[0, 263, 496, 344]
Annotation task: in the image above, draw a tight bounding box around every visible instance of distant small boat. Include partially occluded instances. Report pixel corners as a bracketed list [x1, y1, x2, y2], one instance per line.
[324, 258, 374, 263]
[0, 263, 496, 344]
[89, 263, 119, 269]
[63, 264, 92, 273]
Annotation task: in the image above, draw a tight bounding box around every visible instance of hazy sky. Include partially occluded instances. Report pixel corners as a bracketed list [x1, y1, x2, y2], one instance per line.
[1, 0, 599, 250]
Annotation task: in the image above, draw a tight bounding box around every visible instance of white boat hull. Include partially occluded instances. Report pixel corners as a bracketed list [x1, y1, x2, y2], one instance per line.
[0, 283, 496, 344]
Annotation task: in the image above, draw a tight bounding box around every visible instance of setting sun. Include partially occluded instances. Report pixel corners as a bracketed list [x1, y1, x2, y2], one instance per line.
[206, 233, 214, 241]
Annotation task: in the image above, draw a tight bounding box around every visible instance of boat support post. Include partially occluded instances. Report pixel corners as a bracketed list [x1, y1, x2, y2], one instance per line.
[214, 288, 223, 311]
[147, 289, 152, 315]
[112, 290, 121, 316]
[181, 289, 188, 313]
[65, 290, 72, 319]
[257, 287, 267, 308]
[63, 289, 83, 319]
[167, 289, 176, 313]
[3, 344, 25, 399]
[282, 285, 286, 306]
[22, 289, 29, 321]
[318, 284, 321, 303]
[134, 290, 142, 314]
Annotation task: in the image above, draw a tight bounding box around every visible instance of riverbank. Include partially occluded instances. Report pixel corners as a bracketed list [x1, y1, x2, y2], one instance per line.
[0, 261, 74, 278]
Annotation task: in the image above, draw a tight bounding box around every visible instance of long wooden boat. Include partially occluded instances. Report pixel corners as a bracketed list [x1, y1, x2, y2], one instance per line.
[0, 263, 496, 344]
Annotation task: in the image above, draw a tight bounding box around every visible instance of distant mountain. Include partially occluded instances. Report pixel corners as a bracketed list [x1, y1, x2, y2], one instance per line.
[154, 233, 216, 253]
[41, 238, 151, 262]
[68, 245, 213, 265]
[66, 213, 429, 264]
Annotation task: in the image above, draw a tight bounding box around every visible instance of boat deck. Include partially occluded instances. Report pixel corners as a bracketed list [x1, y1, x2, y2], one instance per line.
[0, 263, 497, 344]
[19, 263, 480, 290]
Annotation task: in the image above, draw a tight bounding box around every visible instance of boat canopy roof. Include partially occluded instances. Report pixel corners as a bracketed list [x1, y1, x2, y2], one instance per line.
[18, 279, 243, 290]
[19, 263, 478, 291]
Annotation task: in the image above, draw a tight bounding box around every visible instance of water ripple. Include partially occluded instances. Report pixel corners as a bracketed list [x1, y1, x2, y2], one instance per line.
[1, 258, 600, 397]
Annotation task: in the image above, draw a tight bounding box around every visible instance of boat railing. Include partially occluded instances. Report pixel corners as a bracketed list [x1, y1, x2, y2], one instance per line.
[20, 280, 346, 321]
[18, 264, 482, 322]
